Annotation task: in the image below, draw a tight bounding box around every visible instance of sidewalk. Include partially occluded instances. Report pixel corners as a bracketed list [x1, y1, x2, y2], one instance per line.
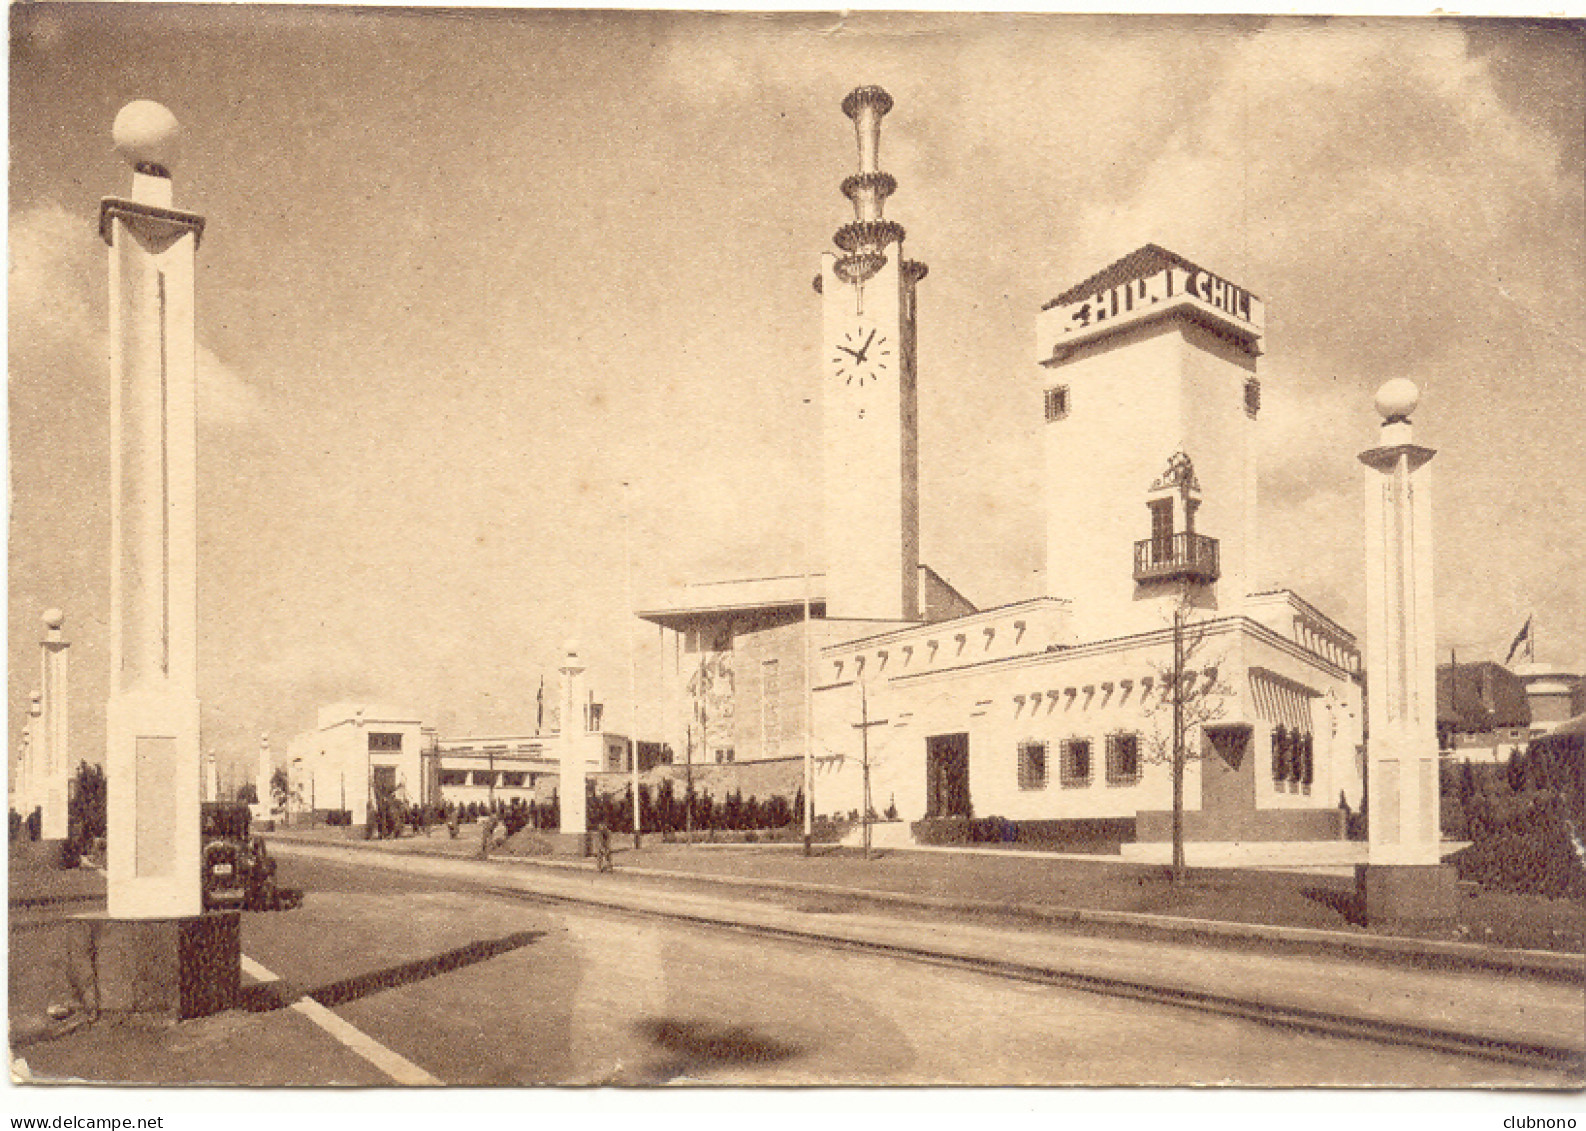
[7, 849, 390, 1086]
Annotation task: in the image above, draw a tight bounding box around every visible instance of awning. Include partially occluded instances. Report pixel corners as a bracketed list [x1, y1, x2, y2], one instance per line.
[1248, 668, 1317, 734]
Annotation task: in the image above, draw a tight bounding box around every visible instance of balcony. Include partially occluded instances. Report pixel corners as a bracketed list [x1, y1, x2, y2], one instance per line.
[1134, 532, 1220, 584]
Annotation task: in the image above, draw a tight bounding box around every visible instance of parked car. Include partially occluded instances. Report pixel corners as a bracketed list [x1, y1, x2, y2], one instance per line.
[201, 801, 278, 911]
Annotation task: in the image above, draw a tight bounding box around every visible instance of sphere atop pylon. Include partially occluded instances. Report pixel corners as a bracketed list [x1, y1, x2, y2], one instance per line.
[113, 100, 180, 172]
[1374, 378, 1420, 422]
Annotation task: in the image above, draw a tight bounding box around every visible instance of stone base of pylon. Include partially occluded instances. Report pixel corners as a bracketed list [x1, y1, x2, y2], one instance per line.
[1355, 863, 1457, 930]
[544, 831, 592, 858]
[69, 911, 240, 1021]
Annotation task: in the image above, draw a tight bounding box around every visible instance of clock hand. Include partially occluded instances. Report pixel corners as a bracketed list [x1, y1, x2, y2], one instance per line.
[836, 345, 862, 360]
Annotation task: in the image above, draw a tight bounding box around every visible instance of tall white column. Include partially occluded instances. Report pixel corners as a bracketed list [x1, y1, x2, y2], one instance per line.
[1359, 379, 1440, 866]
[39, 610, 71, 842]
[23, 692, 42, 818]
[10, 730, 27, 817]
[256, 734, 273, 813]
[102, 101, 206, 920]
[559, 642, 589, 839]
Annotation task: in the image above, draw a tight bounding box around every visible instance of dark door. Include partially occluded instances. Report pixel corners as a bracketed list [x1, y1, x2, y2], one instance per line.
[925, 733, 971, 818]
[1200, 724, 1253, 822]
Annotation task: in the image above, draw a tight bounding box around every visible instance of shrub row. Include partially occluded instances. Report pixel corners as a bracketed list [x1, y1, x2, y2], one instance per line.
[911, 815, 1137, 851]
[1447, 734, 1586, 901]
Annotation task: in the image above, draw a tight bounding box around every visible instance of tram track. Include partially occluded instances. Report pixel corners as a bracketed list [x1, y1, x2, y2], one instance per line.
[470, 879, 1583, 1077]
[272, 840, 1585, 1080]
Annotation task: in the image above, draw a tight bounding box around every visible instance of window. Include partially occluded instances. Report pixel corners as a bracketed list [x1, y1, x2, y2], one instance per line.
[1272, 726, 1289, 785]
[1017, 741, 1048, 790]
[368, 732, 402, 752]
[439, 770, 468, 787]
[1044, 385, 1070, 422]
[714, 748, 734, 764]
[1060, 738, 1093, 787]
[500, 772, 526, 788]
[1106, 733, 1141, 785]
[1244, 377, 1261, 418]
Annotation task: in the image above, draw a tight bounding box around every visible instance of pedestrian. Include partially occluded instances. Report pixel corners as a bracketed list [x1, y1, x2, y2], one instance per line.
[596, 820, 613, 873]
[447, 806, 460, 839]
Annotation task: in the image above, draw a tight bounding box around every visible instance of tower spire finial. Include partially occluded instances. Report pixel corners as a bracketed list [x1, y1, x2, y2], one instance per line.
[843, 85, 892, 175]
[834, 87, 902, 287]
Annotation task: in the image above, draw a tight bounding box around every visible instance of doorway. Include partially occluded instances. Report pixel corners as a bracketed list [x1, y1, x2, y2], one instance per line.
[925, 733, 971, 818]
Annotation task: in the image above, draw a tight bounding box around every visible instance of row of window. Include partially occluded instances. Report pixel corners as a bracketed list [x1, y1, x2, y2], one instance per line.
[1018, 734, 1141, 790]
[1271, 726, 1315, 788]
[438, 770, 529, 788]
[1043, 379, 1261, 423]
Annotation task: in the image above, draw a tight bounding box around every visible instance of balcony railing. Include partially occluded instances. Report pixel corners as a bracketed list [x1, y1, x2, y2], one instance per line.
[1134, 532, 1220, 584]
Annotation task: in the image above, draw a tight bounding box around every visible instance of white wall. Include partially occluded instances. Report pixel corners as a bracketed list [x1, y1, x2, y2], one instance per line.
[812, 618, 1362, 827]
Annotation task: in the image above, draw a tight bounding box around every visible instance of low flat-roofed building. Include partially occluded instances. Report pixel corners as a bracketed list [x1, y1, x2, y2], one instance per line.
[1436, 661, 1532, 763]
[434, 731, 633, 808]
[285, 703, 428, 826]
[1514, 662, 1585, 736]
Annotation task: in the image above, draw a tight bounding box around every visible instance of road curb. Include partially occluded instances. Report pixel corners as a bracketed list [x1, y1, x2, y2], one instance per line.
[267, 832, 1584, 983]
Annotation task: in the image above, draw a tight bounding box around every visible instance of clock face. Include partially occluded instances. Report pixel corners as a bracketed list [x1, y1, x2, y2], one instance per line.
[831, 323, 893, 387]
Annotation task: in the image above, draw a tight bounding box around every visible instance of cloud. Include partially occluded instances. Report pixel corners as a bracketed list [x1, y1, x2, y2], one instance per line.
[1065, 21, 1578, 375]
[197, 344, 266, 426]
[9, 203, 100, 369]
[1020, 20, 1582, 658]
[9, 201, 266, 429]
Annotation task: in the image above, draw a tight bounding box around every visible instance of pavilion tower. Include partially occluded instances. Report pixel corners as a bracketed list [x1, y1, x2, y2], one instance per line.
[1035, 246, 1265, 641]
[817, 87, 928, 622]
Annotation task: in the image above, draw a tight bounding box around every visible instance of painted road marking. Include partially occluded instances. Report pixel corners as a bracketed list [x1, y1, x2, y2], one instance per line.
[240, 955, 277, 983]
[243, 953, 441, 1086]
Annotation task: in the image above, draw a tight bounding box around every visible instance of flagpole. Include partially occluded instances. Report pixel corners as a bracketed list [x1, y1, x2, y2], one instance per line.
[623, 480, 642, 849]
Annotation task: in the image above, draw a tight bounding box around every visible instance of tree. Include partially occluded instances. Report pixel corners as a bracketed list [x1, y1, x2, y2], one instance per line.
[236, 782, 258, 805]
[270, 765, 296, 812]
[1140, 594, 1233, 884]
[68, 761, 107, 853]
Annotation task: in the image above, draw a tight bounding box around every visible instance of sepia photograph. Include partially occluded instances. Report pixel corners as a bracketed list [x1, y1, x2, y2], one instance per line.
[8, 2, 1584, 1120]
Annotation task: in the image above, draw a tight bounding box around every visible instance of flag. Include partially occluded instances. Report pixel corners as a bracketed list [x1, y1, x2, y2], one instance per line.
[1504, 616, 1533, 666]
[535, 676, 544, 735]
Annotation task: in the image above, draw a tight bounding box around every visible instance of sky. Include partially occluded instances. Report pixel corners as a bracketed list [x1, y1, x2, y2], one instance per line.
[9, 8, 1584, 791]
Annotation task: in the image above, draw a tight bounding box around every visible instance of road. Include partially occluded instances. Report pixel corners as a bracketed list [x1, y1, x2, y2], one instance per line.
[240, 851, 1576, 1087]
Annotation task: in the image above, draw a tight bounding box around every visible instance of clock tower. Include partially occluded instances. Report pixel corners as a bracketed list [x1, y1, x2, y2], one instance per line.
[817, 86, 927, 622]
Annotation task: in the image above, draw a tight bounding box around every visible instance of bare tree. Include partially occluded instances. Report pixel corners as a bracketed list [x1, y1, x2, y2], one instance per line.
[269, 765, 297, 813]
[1140, 591, 1234, 884]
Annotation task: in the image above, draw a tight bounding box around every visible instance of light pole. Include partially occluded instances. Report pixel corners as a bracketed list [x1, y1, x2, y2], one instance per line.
[803, 565, 815, 856]
[852, 682, 887, 860]
[802, 395, 816, 857]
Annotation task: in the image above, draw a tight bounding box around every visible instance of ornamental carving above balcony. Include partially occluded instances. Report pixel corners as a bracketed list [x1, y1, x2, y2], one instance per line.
[1134, 532, 1221, 584]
